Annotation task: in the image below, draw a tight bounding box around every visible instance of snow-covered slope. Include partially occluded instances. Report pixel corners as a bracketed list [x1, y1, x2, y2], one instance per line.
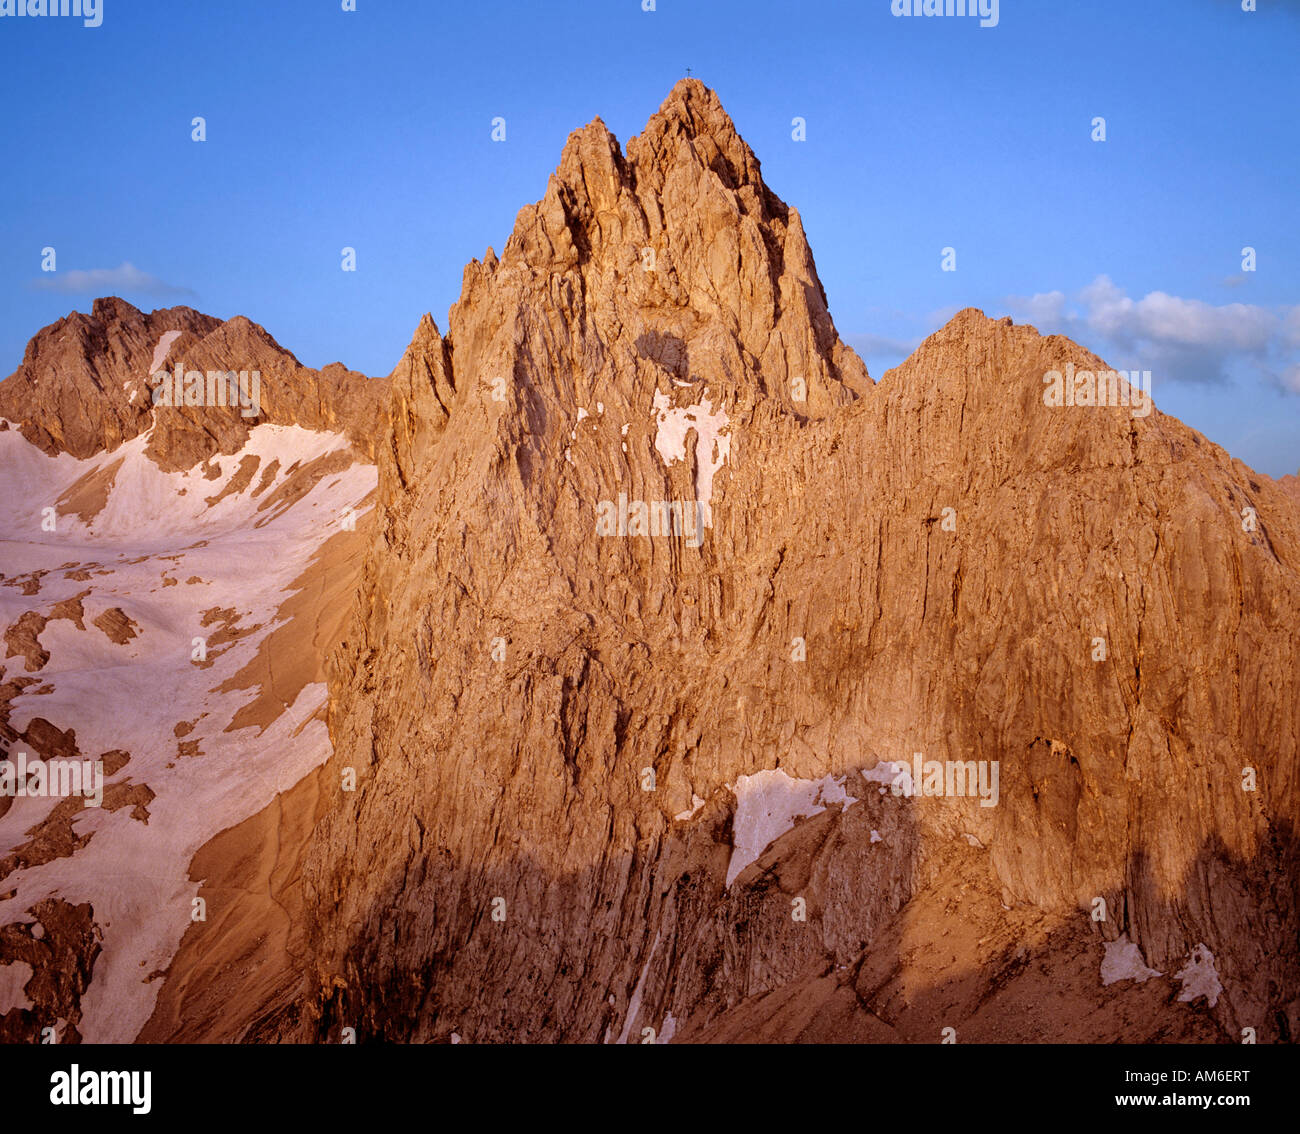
[0, 421, 375, 1041]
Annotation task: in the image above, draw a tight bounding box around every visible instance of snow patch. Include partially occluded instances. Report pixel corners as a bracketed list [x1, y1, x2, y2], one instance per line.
[615, 932, 660, 1044]
[148, 330, 183, 376]
[674, 794, 705, 822]
[1174, 944, 1222, 1008]
[650, 390, 730, 525]
[1101, 935, 1163, 986]
[862, 760, 910, 795]
[0, 423, 356, 542]
[726, 769, 857, 886]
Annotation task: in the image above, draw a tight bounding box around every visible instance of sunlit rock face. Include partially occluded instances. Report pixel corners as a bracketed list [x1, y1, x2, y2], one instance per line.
[285, 81, 1300, 1045]
[2, 81, 1295, 1046]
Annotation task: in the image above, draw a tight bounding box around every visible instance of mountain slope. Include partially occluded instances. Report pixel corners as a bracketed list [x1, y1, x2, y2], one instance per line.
[0, 309, 385, 1042]
[283, 80, 1300, 1044]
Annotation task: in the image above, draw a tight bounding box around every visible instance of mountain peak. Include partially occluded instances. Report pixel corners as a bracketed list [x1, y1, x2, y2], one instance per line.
[453, 80, 866, 424]
[627, 79, 765, 198]
[89, 295, 143, 323]
[0, 301, 387, 469]
[653, 77, 734, 138]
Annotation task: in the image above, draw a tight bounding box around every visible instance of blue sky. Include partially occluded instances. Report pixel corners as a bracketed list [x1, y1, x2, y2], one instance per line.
[1, 0, 1296, 476]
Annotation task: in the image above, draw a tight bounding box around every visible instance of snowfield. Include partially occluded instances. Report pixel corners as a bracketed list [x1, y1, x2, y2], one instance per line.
[0, 421, 375, 1041]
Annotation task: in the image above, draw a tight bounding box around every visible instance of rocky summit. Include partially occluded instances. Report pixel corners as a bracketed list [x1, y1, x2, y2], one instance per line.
[1, 80, 1297, 1045]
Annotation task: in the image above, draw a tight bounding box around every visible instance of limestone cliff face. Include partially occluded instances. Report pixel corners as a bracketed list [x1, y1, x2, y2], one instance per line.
[288, 81, 1299, 1044]
[0, 296, 388, 470]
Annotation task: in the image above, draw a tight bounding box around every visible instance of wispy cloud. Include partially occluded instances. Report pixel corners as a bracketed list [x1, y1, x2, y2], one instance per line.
[846, 331, 921, 359]
[28, 261, 195, 298]
[1003, 275, 1300, 392]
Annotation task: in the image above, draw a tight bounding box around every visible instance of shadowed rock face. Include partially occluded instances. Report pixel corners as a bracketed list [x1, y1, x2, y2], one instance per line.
[0, 296, 389, 470]
[280, 80, 1300, 1044]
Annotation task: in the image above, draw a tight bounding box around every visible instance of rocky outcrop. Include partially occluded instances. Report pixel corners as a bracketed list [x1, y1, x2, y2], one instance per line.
[0, 297, 389, 470]
[281, 80, 1300, 1044]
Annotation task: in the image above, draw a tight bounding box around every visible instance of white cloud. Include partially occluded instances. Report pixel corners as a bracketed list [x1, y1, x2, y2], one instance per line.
[30, 261, 195, 298]
[846, 331, 921, 358]
[1004, 275, 1300, 391]
[1284, 306, 1300, 349]
[1010, 289, 1067, 330]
